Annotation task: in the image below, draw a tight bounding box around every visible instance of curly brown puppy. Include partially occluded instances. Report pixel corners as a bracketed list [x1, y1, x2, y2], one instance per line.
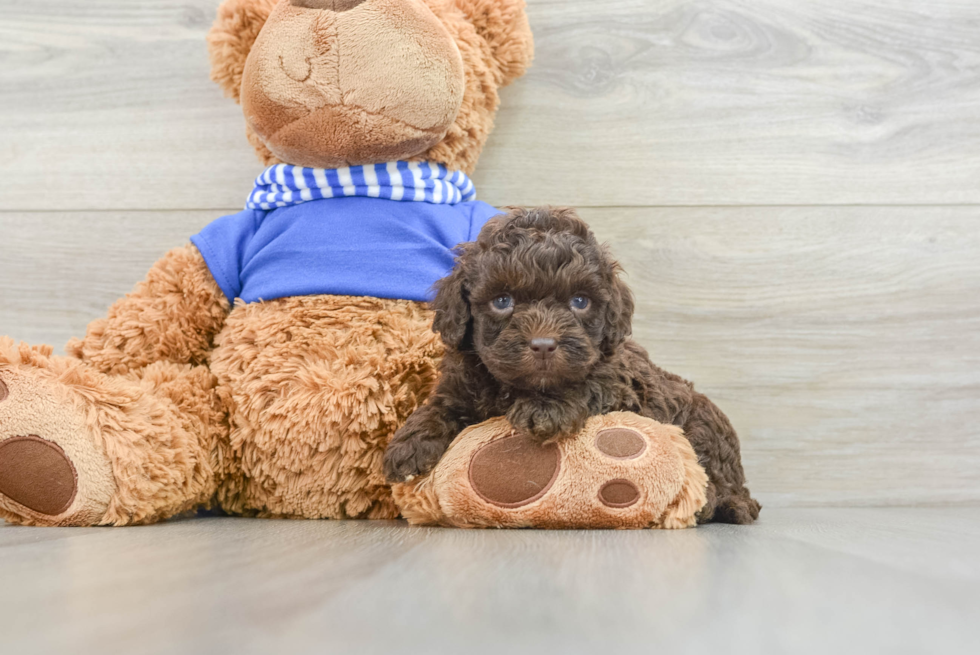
[384, 206, 761, 524]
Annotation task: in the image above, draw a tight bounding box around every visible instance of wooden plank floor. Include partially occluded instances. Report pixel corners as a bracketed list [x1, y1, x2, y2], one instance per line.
[0, 508, 978, 655]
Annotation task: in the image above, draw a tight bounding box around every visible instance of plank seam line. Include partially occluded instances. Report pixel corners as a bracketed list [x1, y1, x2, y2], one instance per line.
[3, 203, 980, 214]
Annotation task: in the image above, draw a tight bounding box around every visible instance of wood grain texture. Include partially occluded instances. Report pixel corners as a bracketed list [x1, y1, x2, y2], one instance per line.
[579, 206, 980, 507]
[3, 0, 980, 209]
[0, 509, 978, 655]
[0, 211, 214, 348]
[2, 207, 978, 507]
[0, 1, 259, 211]
[481, 0, 980, 206]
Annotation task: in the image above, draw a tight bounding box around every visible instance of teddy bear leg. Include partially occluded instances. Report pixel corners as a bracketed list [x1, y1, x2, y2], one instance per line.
[208, 295, 441, 520]
[0, 340, 228, 526]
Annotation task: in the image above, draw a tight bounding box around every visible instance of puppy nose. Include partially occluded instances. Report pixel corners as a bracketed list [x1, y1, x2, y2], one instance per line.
[291, 0, 367, 11]
[529, 337, 558, 359]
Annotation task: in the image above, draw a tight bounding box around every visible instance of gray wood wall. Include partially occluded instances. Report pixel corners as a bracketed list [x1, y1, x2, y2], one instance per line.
[1, 0, 978, 508]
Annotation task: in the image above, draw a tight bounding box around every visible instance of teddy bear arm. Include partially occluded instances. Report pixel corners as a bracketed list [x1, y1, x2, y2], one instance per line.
[66, 244, 230, 376]
[452, 0, 534, 86]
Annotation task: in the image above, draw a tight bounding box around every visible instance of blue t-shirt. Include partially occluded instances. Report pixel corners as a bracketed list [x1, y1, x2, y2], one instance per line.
[191, 197, 500, 305]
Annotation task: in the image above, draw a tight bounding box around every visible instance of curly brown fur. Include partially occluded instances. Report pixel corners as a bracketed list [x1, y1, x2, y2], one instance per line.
[384, 207, 761, 524]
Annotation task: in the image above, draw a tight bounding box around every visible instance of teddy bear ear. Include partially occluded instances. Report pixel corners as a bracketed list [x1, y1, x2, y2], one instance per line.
[207, 0, 279, 102]
[453, 0, 534, 87]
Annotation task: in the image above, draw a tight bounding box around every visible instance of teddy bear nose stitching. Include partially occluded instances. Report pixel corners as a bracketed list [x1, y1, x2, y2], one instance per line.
[290, 0, 366, 11]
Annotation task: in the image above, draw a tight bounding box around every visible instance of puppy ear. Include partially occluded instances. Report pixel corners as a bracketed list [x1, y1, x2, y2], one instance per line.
[207, 0, 278, 102]
[602, 264, 635, 355]
[431, 247, 473, 350]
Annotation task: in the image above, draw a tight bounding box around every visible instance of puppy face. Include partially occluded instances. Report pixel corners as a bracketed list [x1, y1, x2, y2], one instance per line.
[432, 207, 634, 390]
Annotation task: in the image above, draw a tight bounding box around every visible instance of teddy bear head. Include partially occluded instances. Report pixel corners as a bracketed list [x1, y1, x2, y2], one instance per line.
[208, 0, 533, 174]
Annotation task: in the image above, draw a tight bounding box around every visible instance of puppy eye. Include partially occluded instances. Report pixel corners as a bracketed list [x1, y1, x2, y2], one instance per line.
[491, 294, 514, 312]
[570, 295, 591, 311]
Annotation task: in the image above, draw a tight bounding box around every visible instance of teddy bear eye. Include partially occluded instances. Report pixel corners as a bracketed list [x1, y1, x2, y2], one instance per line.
[570, 295, 590, 311]
[491, 295, 514, 312]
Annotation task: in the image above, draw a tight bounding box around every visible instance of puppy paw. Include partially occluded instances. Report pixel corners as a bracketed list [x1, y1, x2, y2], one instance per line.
[711, 494, 761, 525]
[506, 397, 586, 442]
[383, 436, 447, 483]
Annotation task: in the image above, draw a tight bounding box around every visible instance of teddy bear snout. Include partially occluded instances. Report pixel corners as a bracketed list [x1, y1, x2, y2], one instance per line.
[242, 0, 465, 168]
[291, 0, 367, 12]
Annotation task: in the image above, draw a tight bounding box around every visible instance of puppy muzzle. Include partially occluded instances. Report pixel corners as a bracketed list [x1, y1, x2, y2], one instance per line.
[529, 337, 558, 361]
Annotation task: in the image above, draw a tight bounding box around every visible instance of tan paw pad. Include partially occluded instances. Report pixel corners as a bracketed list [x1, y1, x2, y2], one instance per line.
[594, 428, 646, 459]
[598, 479, 640, 508]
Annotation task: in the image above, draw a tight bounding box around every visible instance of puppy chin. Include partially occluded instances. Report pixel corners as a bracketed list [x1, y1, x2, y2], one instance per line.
[521, 370, 565, 390]
[489, 360, 583, 391]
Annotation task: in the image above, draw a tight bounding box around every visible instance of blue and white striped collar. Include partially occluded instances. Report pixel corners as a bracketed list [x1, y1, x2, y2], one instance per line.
[246, 161, 476, 211]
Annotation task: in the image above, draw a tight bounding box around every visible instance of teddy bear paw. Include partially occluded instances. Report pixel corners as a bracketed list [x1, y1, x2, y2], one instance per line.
[463, 422, 656, 521]
[0, 368, 115, 526]
[393, 412, 709, 530]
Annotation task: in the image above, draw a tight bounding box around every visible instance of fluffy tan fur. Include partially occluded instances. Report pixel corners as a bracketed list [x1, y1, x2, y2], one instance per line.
[418, 0, 533, 173]
[66, 245, 230, 374]
[0, 339, 227, 526]
[208, 0, 279, 103]
[209, 294, 442, 519]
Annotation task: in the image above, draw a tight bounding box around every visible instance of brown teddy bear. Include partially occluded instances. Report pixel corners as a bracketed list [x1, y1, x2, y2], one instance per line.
[0, 0, 533, 526]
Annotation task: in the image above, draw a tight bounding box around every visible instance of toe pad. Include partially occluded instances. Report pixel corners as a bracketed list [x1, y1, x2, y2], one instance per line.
[469, 434, 560, 508]
[0, 435, 78, 516]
